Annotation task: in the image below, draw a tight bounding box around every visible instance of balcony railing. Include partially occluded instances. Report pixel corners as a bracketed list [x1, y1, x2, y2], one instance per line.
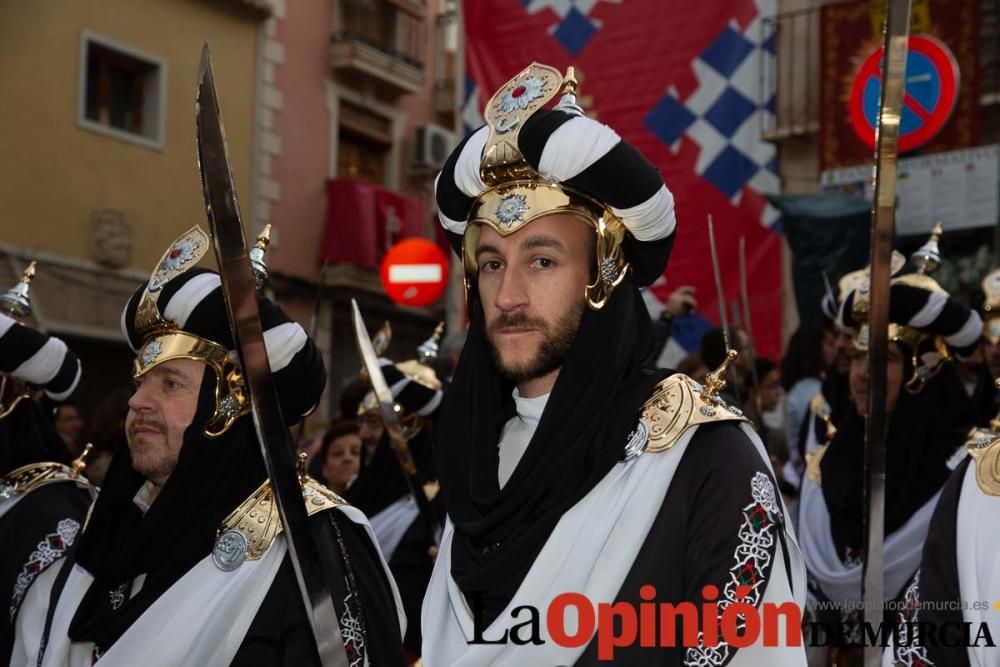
[331, 0, 426, 93]
[433, 8, 459, 115]
[761, 6, 820, 140]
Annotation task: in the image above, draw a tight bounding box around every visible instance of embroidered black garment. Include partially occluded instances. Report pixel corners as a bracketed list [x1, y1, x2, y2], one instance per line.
[894, 457, 971, 667]
[0, 482, 90, 664]
[574, 423, 786, 666]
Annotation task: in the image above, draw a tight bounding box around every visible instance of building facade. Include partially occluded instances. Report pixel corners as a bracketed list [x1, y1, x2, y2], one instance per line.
[260, 0, 461, 426]
[0, 0, 272, 418]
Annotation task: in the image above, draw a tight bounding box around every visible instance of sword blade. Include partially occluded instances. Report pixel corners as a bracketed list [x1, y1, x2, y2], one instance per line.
[196, 44, 348, 667]
[351, 300, 441, 545]
[863, 3, 911, 665]
[707, 215, 731, 351]
[738, 237, 761, 415]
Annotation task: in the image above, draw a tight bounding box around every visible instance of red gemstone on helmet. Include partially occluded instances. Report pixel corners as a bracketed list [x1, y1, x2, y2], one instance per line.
[512, 85, 527, 98]
[169, 248, 182, 259]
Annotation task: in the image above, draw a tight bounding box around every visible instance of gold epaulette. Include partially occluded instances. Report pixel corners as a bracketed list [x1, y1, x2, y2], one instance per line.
[967, 430, 1000, 496]
[217, 471, 347, 562]
[639, 372, 748, 454]
[805, 444, 828, 486]
[809, 393, 830, 419]
[0, 444, 93, 500]
[809, 393, 837, 442]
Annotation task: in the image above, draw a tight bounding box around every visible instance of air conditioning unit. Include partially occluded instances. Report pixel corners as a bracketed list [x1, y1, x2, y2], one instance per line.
[413, 124, 457, 172]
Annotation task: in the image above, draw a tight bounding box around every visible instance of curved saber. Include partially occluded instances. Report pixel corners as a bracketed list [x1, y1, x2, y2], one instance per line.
[196, 44, 348, 667]
[351, 299, 442, 546]
[863, 3, 911, 666]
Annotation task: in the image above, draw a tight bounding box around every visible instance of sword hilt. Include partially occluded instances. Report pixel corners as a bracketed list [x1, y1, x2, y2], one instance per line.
[701, 349, 738, 404]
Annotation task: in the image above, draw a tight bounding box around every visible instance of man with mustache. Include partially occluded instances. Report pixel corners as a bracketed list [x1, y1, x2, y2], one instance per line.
[420, 63, 806, 666]
[17, 227, 407, 667]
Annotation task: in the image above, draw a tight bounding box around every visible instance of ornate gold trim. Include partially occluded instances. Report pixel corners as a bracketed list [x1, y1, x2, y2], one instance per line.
[134, 332, 249, 438]
[808, 393, 837, 442]
[464, 181, 629, 311]
[479, 62, 563, 187]
[805, 444, 829, 486]
[967, 436, 1000, 496]
[217, 465, 347, 561]
[134, 226, 210, 337]
[0, 374, 35, 421]
[638, 371, 747, 454]
[0, 444, 93, 500]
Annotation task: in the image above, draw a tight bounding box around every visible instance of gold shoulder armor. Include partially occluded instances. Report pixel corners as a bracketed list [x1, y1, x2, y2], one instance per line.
[967, 432, 1000, 496]
[217, 460, 347, 562]
[0, 445, 93, 500]
[640, 372, 748, 454]
[808, 393, 837, 441]
[809, 393, 831, 419]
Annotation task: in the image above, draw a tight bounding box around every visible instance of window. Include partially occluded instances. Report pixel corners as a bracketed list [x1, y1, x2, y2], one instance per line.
[78, 31, 166, 149]
[337, 101, 392, 184]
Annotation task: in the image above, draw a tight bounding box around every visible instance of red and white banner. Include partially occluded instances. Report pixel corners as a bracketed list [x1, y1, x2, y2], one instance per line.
[463, 0, 784, 359]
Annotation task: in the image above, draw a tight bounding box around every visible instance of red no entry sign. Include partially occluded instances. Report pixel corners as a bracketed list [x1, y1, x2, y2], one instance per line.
[380, 238, 449, 307]
[849, 34, 959, 154]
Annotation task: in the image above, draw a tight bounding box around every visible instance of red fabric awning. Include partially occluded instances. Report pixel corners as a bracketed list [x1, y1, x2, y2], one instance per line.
[322, 178, 425, 269]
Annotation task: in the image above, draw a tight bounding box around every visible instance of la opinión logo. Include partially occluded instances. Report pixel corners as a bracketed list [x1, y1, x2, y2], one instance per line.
[469, 584, 801, 661]
[467, 586, 997, 661]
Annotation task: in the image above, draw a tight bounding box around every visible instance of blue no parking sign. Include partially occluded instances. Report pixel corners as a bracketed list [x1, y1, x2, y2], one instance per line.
[849, 34, 959, 153]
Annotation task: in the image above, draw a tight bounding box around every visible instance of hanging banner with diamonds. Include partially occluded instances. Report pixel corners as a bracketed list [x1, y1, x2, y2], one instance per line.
[463, 0, 784, 359]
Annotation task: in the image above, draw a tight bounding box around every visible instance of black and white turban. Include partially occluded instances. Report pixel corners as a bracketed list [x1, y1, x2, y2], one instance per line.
[0, 312, 81, 401]
[358, 358, 442, 419]
[435, 107, 677, 286]
[121, 268, 325, 423]
[839, 281, 983, 360]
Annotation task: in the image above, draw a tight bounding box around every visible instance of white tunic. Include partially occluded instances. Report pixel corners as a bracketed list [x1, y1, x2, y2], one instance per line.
[798, 417, 941, 608]
[956, 463, 1000, 667]
[14, 505, 405, 667]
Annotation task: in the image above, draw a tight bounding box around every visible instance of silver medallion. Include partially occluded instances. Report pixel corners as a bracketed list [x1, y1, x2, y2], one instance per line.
[213, 529, 248, 571]
[141, 339, 162, 369]
[622, 419, 649, 461]
[495, 194, 529, 228]
[699, 405, 717, 417]
[219, 395, 241, 419]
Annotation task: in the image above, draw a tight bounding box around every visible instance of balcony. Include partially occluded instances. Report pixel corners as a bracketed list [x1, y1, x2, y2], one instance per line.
[331, 0, 426, 94]
[761, 6, 820, 141]
[433, 7, 459, 116]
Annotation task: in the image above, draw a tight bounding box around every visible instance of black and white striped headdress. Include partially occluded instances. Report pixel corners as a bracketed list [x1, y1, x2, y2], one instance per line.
[435, 63, 676, 308]
[122, 228, 324, 434]
[358, 357, 442, 441]
[838, 279, 982, 393]
[0, 313, 81, 402]
[358, 358, 442, 417]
